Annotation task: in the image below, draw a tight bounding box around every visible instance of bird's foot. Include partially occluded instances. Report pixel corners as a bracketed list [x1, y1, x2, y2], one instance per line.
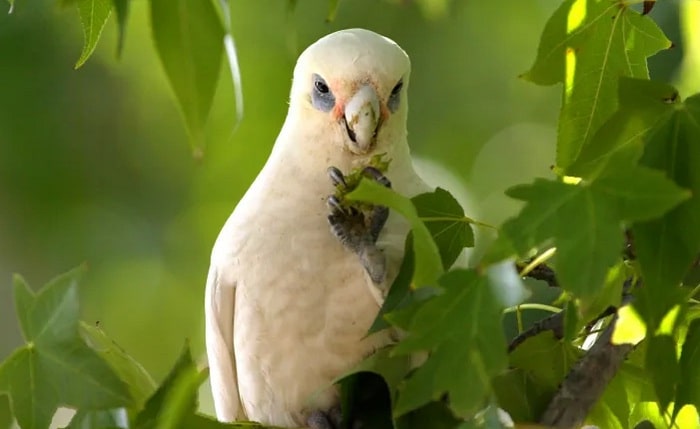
[307, 406, 361, 429]
[327, 166, 391, 284]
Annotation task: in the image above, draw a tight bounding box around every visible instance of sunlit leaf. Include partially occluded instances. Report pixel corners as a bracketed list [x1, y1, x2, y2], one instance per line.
[633, 95, 700, 331]
[346, 179, 443, 286]
[0, 269, 131, 429]
[523, 0, 670, 169]
[645, 335, 679, 411]
[567, 78, 679, 178]
[150, 0, 225, 149]
[75, 0, 112, 68]
[673, 318, 700, 422]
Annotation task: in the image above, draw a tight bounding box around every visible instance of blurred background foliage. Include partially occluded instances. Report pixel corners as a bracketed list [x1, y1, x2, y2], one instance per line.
[0, 0, 694, 417]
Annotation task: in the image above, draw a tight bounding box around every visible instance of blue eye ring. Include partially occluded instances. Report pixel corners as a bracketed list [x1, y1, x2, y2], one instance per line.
[311, 74, 335, 112]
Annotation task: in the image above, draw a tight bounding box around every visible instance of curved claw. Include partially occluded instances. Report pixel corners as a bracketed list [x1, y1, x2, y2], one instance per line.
[327, 195, 345, 213]
[362, 166, 391, 188]
[327, 166, 347, 188]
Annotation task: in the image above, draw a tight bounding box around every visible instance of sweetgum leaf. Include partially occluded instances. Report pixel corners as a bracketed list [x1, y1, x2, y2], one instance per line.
[0, 269, 131, 429]
[523, 0, 670, 169]
[391, 270, 507, 418]
[633, 95, 700, 330]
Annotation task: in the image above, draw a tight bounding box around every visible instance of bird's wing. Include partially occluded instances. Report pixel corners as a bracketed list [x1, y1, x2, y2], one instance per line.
[205, 263, 244, 422]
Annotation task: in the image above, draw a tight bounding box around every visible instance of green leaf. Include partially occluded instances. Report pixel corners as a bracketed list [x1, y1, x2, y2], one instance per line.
[568, 78, 680, 178]
[112, 0, 129, 57]
[134, 344, 259, 429]
[673, 318, 700, 422]
[500, 166, 688, 298]
[391, 270, 507, 418]
[0, 395, 11, 429]
[75, 0, 112, 68]
[633, 95, 700, 330]
[65, 408, 128, 429]
[395, 401, 461, 429]
[645, 335, 679, 411]
[413, 188, 474, 270]
[369, 235, 414, 333]
[133, 343, 197, 429]
[0, 269, 131, 429]
[326, 0, 339, 22]
[150, 0, 225, 149]
[346, 179, 443, 286]
[523, 0, 670, 169]
[80, 322, 156, 408]
[593, 166, 691, 223]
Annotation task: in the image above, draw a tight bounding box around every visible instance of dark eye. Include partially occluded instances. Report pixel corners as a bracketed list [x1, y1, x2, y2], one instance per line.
[388, 79, 403, 113]
[391, 80, 403, 96]
[315, 79, 329, 94]
[311, 73, 335, 112]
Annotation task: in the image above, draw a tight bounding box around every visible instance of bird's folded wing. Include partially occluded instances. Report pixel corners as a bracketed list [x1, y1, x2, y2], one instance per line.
[205, 265, 245, 422]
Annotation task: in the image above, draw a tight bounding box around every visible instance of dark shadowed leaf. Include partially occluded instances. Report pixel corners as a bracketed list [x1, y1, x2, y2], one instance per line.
[412, 188, 474, 270]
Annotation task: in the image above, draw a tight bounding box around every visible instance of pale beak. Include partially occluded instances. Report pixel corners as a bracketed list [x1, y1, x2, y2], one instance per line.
[343, 85, 380, 153]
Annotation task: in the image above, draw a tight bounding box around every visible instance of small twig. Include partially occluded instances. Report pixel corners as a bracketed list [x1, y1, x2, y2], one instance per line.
[508, 310, 564, 353]
[516, 262, 559, 288]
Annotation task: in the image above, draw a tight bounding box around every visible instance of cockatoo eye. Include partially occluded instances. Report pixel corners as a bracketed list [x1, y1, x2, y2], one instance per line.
[388, 78, 403, 113]
[391, 80, 403, 96]
[311, 73, 335, 112]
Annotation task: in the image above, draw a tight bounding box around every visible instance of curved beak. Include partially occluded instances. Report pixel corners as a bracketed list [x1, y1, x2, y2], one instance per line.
[343, 85, 381, 153]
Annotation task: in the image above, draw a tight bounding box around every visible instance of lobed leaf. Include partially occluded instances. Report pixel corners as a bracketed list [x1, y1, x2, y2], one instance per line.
[633, 94, 700, 330]
[390, 270, 508, 418]
[346, 179, 443, 286]
[523, 0, 670, 170]
[0, 269, 131, 429]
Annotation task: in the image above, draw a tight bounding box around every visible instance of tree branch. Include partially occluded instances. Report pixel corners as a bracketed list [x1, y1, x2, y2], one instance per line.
[538, 314, 633, 428]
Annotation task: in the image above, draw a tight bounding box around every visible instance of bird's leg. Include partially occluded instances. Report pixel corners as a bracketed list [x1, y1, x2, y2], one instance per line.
[327, 166, 391, 284]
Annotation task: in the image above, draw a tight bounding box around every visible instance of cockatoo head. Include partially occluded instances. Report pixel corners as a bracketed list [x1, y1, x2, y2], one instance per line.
[289, 28, 410, 156]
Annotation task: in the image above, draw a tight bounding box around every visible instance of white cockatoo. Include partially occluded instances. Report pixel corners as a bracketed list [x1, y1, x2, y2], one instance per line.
[205, 28, 430, 428]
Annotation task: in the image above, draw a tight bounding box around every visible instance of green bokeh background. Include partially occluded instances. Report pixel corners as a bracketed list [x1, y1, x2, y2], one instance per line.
[0, 0, 693, 417]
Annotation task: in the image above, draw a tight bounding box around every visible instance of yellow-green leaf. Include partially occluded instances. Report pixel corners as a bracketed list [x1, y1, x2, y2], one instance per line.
[75, 0, 112, 68]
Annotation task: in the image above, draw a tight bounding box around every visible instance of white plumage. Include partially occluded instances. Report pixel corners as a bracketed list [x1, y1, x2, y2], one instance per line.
[205, 28, 430, 427]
